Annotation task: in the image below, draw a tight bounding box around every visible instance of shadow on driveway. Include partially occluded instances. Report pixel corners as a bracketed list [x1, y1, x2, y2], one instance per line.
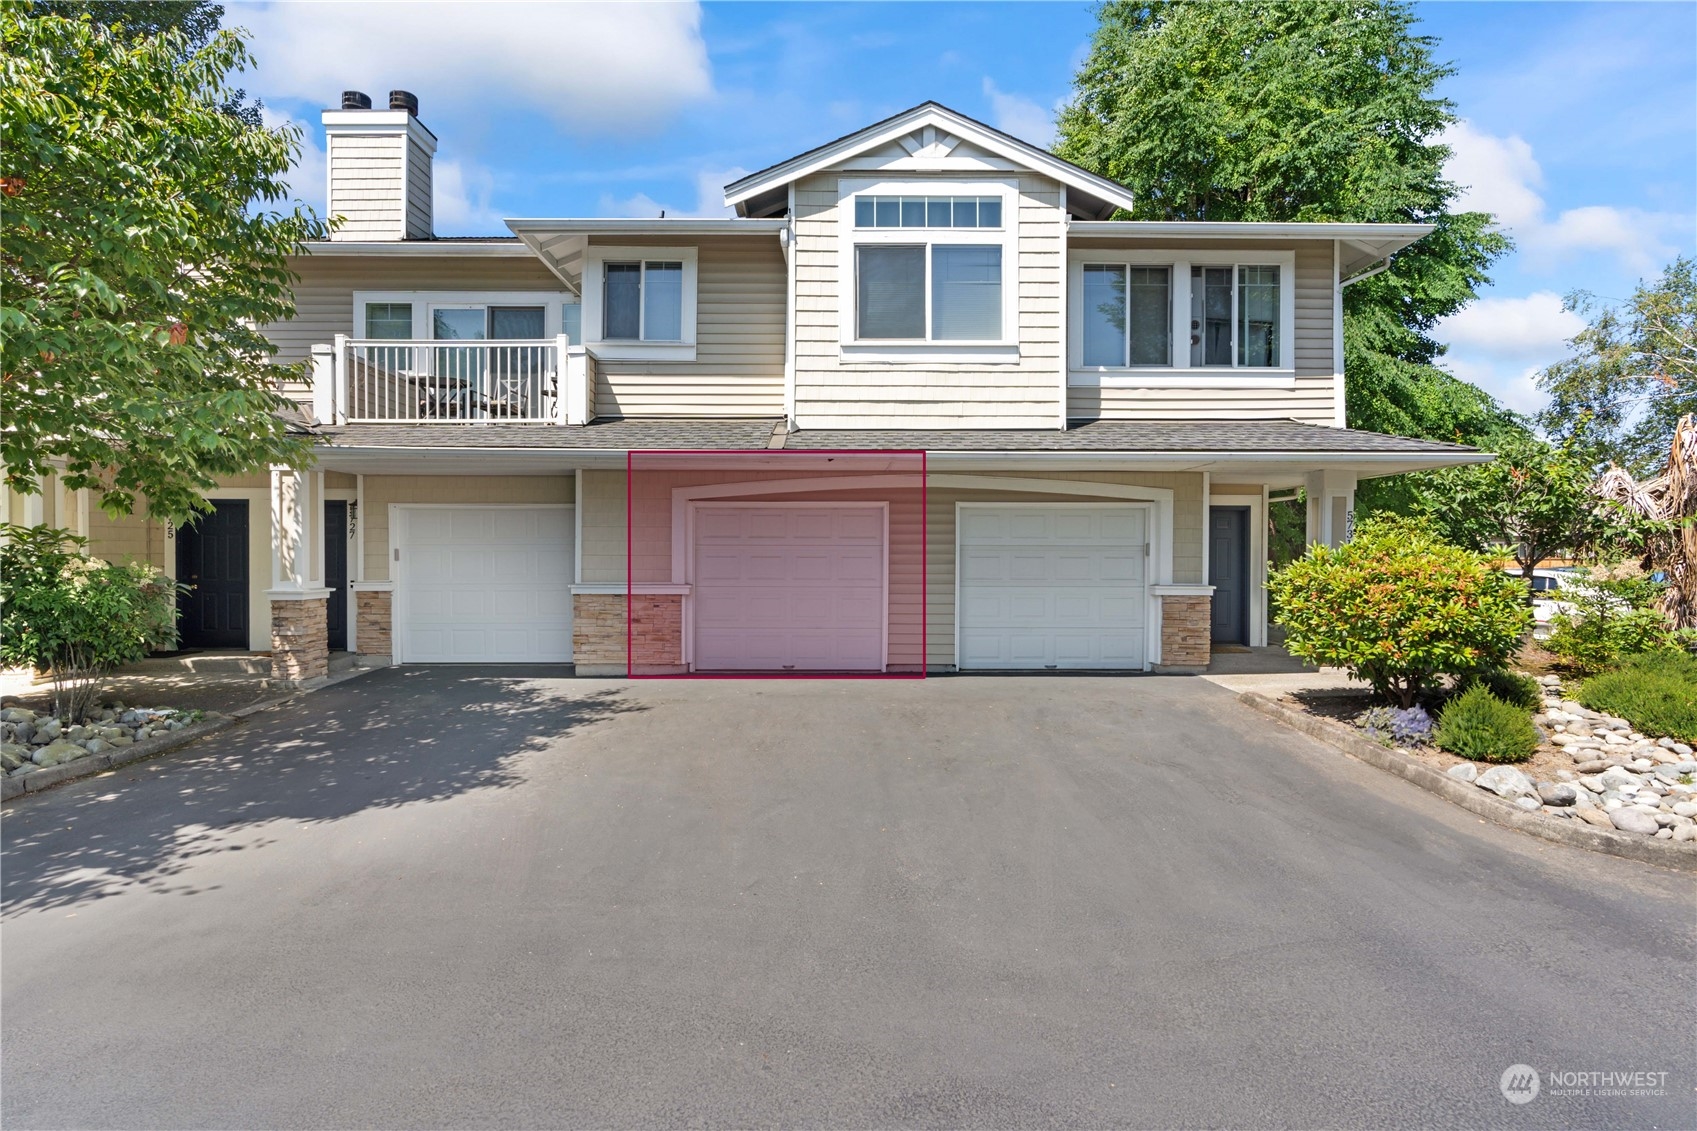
[0, 666, 639, 917]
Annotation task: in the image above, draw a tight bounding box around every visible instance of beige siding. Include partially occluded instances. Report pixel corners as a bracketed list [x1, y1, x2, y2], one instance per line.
[327, 134, 405, 240]
[591, 235, 787, 419]
[1067, 239, 1338, 424]
[579, 469, 627, 583]
[86, 505, 158, 566]
[792, 171, 1064, 429]
[362, 475, 575, 581]
[405, 141, 433, 239]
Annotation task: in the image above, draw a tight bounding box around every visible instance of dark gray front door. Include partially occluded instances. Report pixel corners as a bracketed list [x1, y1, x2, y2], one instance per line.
[1209, 506, 1249, 645]
[325, 501, 349, 653]
[177, 500, 249, 649]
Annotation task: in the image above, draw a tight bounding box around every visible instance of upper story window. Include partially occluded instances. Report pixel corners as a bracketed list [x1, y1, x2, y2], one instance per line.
[1068, 252, 1294, 381]
[364, 302, 414, 339]
[354, 298, 557, 342]
[853, 195, 1003, 229]
[603, 260, 684, 342]
[840, 179, 1019, 355]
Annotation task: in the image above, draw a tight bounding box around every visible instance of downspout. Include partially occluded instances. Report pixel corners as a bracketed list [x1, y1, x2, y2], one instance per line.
[783, 184, 797, 432]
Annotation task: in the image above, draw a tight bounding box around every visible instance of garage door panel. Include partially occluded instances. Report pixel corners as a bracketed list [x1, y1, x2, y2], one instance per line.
[693, 505, 886, 671]
[958, 506, 1148, 670]
[399, 507, 573, 664]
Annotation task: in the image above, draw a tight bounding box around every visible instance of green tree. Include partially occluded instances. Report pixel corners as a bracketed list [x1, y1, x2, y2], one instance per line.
[1415, 433, 1604, 585]
[1055, 0, 1521, 511]
[1537, 257, 1697, 474]
[1, 9, 324, 522]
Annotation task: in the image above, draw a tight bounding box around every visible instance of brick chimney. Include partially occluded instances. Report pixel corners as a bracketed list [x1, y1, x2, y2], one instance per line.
[322, 90, 437, 240]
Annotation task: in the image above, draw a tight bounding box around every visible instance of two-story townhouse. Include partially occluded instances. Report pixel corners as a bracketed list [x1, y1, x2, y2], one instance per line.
[34, 94, 1486, 683]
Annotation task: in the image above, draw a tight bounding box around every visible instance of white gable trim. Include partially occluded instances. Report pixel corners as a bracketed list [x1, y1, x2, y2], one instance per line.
[725, 104, 1136, 216]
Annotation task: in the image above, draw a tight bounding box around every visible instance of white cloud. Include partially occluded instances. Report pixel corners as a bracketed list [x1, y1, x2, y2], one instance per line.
[982, 78, 1055, 147]
[433, 158, 502, 234]
[238, 2, 712, 137]
[1443, 356, 1549, 417]
[1440, 120, 1684, 272]
[599, 165, 749, 219]
[1434, 291, 1585, 359]
[260, 107, 325, 212]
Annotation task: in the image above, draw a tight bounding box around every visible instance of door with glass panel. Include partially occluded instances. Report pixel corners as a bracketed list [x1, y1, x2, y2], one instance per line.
[427, 305, 546, 418]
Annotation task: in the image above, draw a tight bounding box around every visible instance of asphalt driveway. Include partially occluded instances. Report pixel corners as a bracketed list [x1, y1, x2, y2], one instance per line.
[2, 668, 1690, 1129]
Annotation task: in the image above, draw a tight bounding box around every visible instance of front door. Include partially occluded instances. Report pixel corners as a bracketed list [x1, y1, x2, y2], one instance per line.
[176, 500, 249, 649]
[1209, 506, 1249, 646]
[325, 501, 349, 652]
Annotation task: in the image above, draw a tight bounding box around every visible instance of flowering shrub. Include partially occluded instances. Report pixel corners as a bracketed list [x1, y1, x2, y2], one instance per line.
[1269, 516, 1529, 707]
[1357, 705, 1436, 747]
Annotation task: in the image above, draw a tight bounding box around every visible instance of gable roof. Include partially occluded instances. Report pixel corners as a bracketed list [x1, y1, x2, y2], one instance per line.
[723, 101, 1137, 220]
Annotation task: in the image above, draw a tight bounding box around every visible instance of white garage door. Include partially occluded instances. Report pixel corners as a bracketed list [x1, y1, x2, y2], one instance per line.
[958, 505, 1148, 670]
[396, 506, 573, 663]
[693, 505, 885, 671]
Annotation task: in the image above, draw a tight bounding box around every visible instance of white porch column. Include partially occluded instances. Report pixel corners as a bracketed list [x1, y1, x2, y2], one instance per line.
[1305, 470, 1357, 549]
[267, 466, 332, 685]
[310, 342, 338, 427]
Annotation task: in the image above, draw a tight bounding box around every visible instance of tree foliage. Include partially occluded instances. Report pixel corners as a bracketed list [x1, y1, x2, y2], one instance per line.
[1415, 433, 1606, 582]
[0, 524, 181, 722]
[1055, 0, 1521, 510]
[1537, 257, 1697, 474]
[1269, 515, 1529, 707]
[0, 9, 323, 522]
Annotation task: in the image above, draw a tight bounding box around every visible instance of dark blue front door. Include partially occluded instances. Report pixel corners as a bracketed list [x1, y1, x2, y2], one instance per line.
[325, 501, 349, 652]
[176, 500, 249, 649]
[1209, 506, 1249, 645]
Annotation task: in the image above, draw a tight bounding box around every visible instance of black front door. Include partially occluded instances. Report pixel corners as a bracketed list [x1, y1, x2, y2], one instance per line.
[1209, 506, 1249, 645]
[177, 500, 249, 649]
[325, 501, 349, 652]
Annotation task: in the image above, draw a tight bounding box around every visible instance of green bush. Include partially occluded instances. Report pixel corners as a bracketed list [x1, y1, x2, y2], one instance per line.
[1463, 668, 1543, 712]
[1435, 684, 1540, 763]
[1545, 576, 1690, 674]
[1269, 515, 1530, 707]
[0, 524, 181, 720]
[1576, 650, 1697, 744]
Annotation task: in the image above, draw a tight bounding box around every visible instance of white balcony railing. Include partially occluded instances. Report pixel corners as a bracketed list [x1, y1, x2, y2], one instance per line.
[311, 335, 596, 426]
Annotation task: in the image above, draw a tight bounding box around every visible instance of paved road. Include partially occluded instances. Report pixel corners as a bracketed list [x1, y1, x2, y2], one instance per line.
[3, 668, 1691, 1129]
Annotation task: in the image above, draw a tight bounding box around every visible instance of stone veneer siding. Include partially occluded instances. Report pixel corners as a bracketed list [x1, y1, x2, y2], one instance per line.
[355, 590, 392, 657]
[1158, 595, 1212, 669]
[572, 593, 685, 674]
[270, 597, 329, 684]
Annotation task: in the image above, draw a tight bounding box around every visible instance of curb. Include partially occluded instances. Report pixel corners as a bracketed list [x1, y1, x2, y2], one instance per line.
[1, 715, 239, 802]
[1238, 691, 1697, 874]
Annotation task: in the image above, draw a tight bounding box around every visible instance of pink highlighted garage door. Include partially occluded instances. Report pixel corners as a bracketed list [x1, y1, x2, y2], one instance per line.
[692, 504, 886, 671]
[394, 506, 574, 663]
[957, 504, 1149, 669]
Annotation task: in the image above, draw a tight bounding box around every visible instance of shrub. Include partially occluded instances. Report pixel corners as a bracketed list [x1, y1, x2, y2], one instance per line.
[1545, 576, 1690, 674]
[1435, 684, 1539, 763]
[1269, 515, 1530, 707]
[0, 524, 181, 720]
[1576, 650, 1697, 744]
[1357, 705, 1435, 747]
[1462, 668, 1543, 712]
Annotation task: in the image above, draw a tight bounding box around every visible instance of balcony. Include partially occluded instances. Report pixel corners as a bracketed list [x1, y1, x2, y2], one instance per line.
[310, 336, 596, 425]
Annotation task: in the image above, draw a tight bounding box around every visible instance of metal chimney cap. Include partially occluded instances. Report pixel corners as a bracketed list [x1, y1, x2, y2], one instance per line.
[389, 90, 419, 116]
[341, 90, 372, 111]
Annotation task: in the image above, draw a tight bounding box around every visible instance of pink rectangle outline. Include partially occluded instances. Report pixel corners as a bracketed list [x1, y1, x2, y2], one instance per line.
[623, 448, 929, 681]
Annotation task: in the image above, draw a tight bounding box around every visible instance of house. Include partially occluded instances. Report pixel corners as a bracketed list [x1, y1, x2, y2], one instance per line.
[22, 93, 1486, 683]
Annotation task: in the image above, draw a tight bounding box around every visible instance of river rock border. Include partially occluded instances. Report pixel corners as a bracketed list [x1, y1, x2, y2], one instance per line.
[0, 714, 237, 801]
[1238, 691, 1697, 873]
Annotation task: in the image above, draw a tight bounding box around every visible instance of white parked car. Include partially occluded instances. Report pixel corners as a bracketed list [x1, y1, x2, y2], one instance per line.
[1504, 569, 1582, 636]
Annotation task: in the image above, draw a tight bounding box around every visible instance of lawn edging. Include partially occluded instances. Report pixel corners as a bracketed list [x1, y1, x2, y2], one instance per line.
[1238, 691, 1697, 874]
[0, 715, 238, 801]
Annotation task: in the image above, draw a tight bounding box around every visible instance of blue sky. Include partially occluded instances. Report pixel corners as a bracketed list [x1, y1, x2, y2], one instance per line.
[230, 1, 1697, 420]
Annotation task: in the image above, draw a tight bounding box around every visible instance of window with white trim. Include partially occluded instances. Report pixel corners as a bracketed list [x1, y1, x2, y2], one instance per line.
[1191, 264, 1281, 368]
[603, 260, 684, 342]
[844, 182, 1013, 346]
[1081, 265, 1171, 367]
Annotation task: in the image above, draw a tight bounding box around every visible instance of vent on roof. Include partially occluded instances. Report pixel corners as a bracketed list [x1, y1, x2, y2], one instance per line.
[389, 90, 418, 116]
[341, 90, 372, 110]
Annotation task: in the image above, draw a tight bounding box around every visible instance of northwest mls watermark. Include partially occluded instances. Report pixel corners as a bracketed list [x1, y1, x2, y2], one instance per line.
[1499, 1064, 1671, 1104]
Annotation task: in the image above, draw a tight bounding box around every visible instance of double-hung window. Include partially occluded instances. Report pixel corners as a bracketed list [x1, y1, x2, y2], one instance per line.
[602, 260, 684, 342]
[843, 184, 1015, 350]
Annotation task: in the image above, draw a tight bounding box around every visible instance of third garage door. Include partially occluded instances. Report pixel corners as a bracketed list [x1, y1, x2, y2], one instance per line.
[957, 504, 1149, 670]
[693, 504, 886, 671]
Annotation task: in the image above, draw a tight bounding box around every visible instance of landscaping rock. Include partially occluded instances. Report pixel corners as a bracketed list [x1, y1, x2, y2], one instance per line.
[1537, 782, 1577, 806]
[1675, 825, 1697, 843]
[1598, 765, 1643, 791]
[33, 718, 61, 741]
[1672, 801, 1697, 818]
[1513, 796, 1542, 812]
[31, 740, 87, 767]
[1446, 763, 1479, 783]
[0, 744, 28, 771]
[1476, 765, 1534, 799]
[1573, 758, 1613, 774]
[1574, 807, 1616, 830]
[1, 707, 36, 724]
[1610, 807, 1662, 835]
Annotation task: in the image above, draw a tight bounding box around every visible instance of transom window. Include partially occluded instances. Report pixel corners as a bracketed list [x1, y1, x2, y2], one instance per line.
[603, 260, 684, 342]
[854, 195, 1003, 229]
